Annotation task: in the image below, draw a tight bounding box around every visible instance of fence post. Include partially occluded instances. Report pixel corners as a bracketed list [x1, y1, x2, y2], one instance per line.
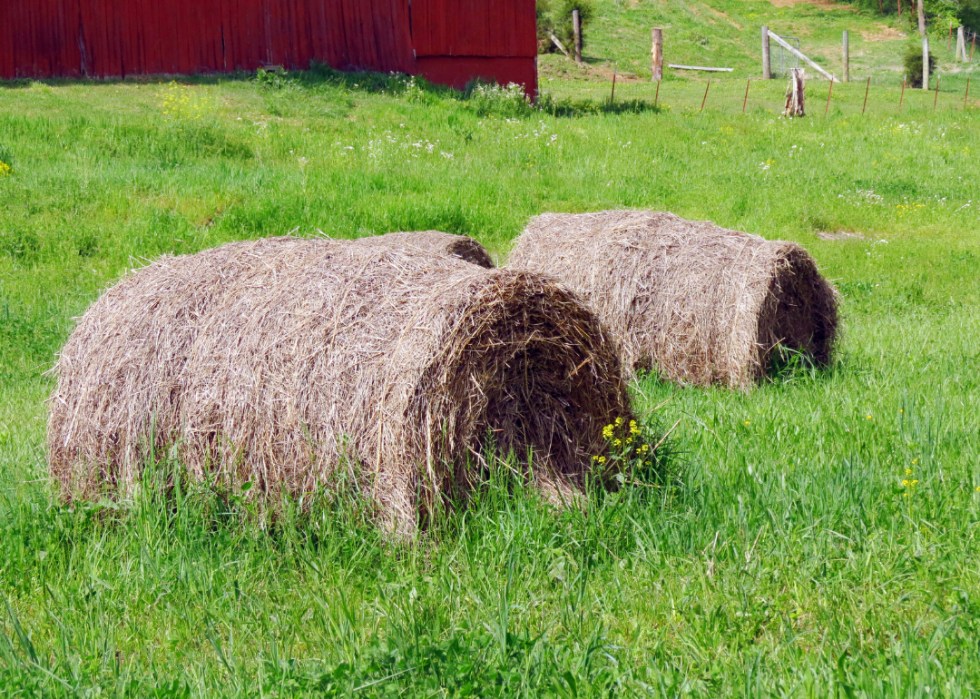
[743, 78, 751, 113]
[863, 75, 870, 114]
[572, 10, 582, 64]
[843, 31, 849, 82]
[700, 78, 711, 112]
[651, 28, 663, 81]
[922, 37, 930, 90]
[957, 26, 966, 61]
[762, 26, 772, 79]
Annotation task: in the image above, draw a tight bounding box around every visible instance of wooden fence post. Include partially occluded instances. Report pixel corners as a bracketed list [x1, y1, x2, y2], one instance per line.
[957, 26, 966, 61]
[651, 28, 663, 81]
[863, 76, 870, 114]
[843, 31, 849, 82]
[922, 37, 929, 90]
[572, 10, 582, 64]
[700, 78, 711, 112]
[762, 26, 772, 79]
[784, 68, 805, 116]
[743, 78, 751, 113]
[825, 74, 835, 115]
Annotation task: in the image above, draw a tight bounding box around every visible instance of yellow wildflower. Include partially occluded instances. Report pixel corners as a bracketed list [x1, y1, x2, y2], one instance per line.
[598, 456, 606, 464]
[613, 439, 622, 447]
[615, 417, 624, 426]
[0, 161, 11, 177]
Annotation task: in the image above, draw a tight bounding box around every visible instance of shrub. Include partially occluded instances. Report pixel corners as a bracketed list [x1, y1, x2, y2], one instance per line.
[903, 43, 937, 88]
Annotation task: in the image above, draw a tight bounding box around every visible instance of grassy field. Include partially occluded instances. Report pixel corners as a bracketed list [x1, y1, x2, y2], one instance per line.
[3, 4, 980, 694]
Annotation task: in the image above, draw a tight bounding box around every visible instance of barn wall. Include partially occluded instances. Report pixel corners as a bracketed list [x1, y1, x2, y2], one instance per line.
[0, 0, 537, 96]
[0, 0, 416, 80]
[411, 0, 537, 96]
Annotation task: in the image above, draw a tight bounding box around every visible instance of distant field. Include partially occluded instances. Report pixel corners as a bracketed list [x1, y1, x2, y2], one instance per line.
[2, 16, 980, 696]
[544, 0, 976, 84]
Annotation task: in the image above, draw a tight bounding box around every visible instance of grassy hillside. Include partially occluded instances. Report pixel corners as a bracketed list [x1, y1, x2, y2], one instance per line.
[541, 0, 976, 87]
[1, 16, 980, 697]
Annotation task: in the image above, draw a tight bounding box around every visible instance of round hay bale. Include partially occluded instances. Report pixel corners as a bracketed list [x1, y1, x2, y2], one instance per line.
[48, 237, 630, 537]
[350, 230, 495, 268]
[508, 210, 838, 389]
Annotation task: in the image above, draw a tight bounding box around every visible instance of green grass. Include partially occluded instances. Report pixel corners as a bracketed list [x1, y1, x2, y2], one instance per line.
[546, 0, 977, 84]
[2, 40, 980, 697]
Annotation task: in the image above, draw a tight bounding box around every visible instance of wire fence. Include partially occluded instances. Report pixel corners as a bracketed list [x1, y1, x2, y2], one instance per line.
[544, 73, 978, 117]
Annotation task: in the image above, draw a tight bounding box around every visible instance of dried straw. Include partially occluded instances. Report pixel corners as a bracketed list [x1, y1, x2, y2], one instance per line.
[349, 230, 494, 268]
[48, 236, 630, 537]
[508, 211, 838, 389]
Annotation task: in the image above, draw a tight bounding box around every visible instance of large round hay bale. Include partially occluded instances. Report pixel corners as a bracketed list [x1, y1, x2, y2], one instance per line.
[48, 237, 630, 537]
[350, 230, 494, 268]
[508, 210, 838, 389]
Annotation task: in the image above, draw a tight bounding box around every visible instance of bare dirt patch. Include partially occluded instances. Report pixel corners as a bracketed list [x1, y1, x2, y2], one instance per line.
[739, 0, 852, 9]
[709, 6, 743, 29]
[860, 25, 907, 41]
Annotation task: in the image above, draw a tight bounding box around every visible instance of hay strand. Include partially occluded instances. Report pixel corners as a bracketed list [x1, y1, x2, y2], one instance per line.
[508, 211, 838, 389]
[348, 230, 494, 268]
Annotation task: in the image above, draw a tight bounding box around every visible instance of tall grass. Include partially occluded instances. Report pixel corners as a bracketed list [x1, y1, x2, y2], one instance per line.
[1, 66, 980, 696]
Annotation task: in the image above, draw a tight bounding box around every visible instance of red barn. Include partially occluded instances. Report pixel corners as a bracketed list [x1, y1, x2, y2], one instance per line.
[0, 0, 537, 96]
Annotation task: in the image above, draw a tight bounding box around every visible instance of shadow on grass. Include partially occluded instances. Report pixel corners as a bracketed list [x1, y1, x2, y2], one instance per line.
[1, 62, 660, 118]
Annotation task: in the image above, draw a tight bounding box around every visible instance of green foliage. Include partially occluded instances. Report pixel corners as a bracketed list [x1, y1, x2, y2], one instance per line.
[537, 0, 596, 55]
[903, 42, 938, 87]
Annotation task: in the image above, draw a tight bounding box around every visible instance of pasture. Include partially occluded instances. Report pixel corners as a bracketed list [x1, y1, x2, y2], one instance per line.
[2, 33, 980, 697]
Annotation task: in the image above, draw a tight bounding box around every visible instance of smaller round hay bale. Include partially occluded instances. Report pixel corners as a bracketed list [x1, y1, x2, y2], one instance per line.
[350, 230, 494, 268]
[508, 210, 838, 389]
[49, 237, 629, 537]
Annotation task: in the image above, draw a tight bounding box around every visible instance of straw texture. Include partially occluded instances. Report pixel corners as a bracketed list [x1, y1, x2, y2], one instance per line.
[48, 236, 630, 536]
[508, 211, 838, 389]
[350, 230, 494, 268]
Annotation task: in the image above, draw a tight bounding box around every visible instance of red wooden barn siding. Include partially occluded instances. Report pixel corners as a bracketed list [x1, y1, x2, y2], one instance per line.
[0, 0, 537, 96]
[411, 0, 537, 95]
[0, 0, 416, 79]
